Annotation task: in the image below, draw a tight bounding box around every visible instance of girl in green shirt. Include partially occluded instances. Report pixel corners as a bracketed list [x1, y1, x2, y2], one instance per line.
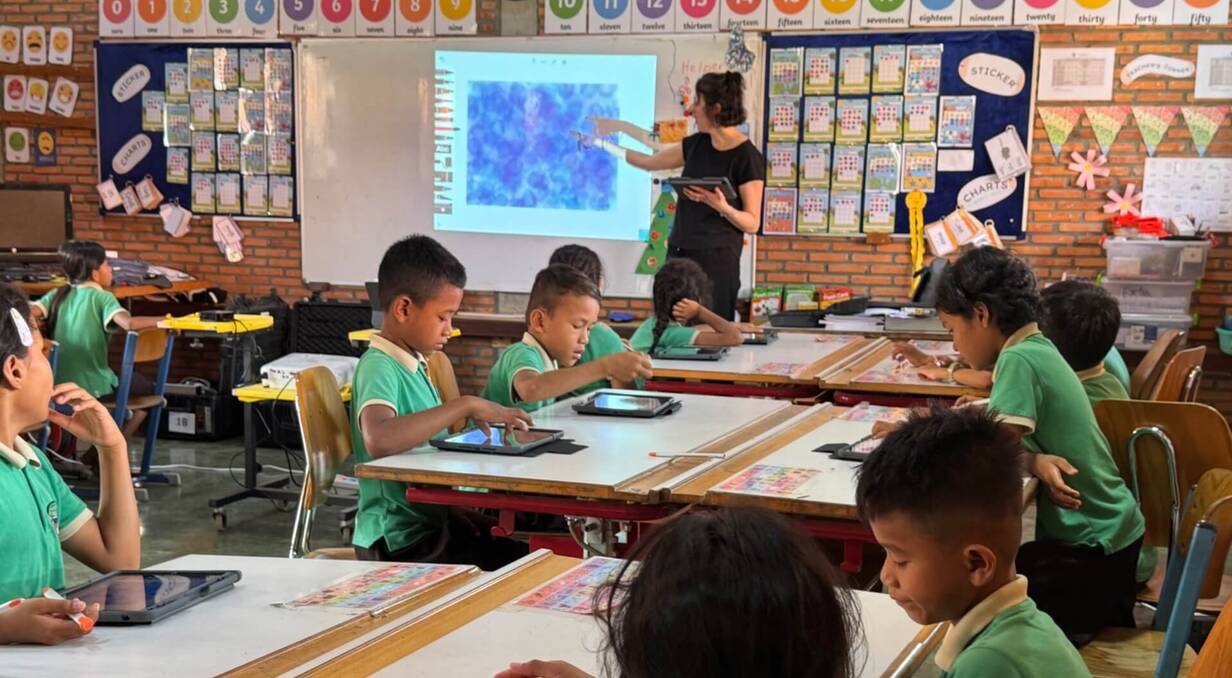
[631, 259, 743, 354]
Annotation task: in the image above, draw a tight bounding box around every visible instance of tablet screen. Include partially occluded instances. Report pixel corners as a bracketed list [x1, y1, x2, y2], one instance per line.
[658, 346, 705, 357]
[445, 427, 556, 447]
[591, 394, 664, 412]
[68, 573, 212, 612]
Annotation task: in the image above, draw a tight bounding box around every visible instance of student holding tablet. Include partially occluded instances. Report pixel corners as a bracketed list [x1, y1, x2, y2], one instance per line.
[580, 72, 766, 320]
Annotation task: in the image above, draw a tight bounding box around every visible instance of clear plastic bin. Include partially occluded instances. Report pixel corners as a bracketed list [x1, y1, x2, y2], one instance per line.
[1104, 239, 1211, 282]
[1102, 280, 1195, 315]
[1116, 312, 1192, 352]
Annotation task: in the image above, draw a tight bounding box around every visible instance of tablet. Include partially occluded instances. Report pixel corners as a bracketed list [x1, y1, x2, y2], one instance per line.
[743, 330, 779, 345]
[816, 435, 882, 463]
[667, 177, 738, 203]
[572, 391, 682, 418]
[651, 346, 729, 361]
[61, 570, 241, 625]
[429, 425, 564, 456]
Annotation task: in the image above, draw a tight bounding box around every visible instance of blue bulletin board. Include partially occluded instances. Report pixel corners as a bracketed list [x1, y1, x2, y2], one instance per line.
[761, 28, 1037, 240]
[94, 41, 297, 219]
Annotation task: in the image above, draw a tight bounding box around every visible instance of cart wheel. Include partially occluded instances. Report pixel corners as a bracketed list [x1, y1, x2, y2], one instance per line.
[213, 509, 227, 532]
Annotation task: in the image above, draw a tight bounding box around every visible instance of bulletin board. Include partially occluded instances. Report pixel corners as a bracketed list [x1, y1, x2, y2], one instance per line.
[94, 41, 297, 219]
[760, 28, 1037, 240]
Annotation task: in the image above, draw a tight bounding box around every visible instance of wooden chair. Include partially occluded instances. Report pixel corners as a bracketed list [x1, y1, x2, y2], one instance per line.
[290, 366, 356, 560]
[101, 328, 177, 488]
[1130, 329, 1184, 399]
[426, 351, 465, 433]
[1162, 469, 1232, 615]
[1191, 598, 1232, 678]
[1148, 346, 1206, 402]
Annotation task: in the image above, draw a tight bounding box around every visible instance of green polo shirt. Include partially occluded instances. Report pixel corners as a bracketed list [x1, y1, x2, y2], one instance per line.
[989, 324, 1144, 555]
[937, 577, 1090, 678]
[1103, 348, 1131, 393]
[630, 318, 700, 353]
[1079, 366, 1130, 403]
[0, 437, 92, 601]
[571, 322, 627, 397]
[33, 283, 125, 398]
[482, 332, 558, 413]
[350, 334, 449, 552]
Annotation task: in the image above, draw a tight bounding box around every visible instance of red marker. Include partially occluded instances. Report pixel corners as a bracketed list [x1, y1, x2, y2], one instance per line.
[0, 598, 22, 613]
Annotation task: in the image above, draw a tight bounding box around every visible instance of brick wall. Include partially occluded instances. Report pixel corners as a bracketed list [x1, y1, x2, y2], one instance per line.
[2, 5, 1227, 416]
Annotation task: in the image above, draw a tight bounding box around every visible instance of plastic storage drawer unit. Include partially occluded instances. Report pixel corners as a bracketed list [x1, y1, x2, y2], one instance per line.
[1102, 280, 1195, 315]
[1116, 312, 1192, 351]
[1105, 239, 1211, 282]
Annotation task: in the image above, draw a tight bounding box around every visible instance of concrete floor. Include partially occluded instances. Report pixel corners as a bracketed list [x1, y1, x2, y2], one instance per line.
[62, 436, 354, 587]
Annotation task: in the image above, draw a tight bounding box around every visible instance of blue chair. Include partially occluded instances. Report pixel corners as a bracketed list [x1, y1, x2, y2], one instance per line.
[105, 328, 177, 487]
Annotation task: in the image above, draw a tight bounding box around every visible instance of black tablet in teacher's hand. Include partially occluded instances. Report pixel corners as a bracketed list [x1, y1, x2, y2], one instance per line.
[667, 177, 739, 203]
[61, 570, 242, 625]
[429, 425, 564, 456]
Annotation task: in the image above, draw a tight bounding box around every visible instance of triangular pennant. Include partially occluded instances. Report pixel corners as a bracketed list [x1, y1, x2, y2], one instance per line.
[1084, 106, 1132, 156]
[1131, 106, 1179, 157]
[1180, 106, 1230, 157]
[1038, 107, 1083, 158]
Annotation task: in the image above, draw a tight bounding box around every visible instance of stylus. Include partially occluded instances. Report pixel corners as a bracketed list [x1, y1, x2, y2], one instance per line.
[42, 588, 95, 632]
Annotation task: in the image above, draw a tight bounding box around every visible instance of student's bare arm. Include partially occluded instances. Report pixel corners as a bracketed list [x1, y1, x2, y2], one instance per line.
[360, 398, 533, 459]
[110, 310, 162, 331]
[690, 306, 743, 347]
[513, 354, 652, 404]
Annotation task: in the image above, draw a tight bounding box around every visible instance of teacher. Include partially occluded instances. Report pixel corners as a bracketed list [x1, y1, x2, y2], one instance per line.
[588, 72, 766, 321]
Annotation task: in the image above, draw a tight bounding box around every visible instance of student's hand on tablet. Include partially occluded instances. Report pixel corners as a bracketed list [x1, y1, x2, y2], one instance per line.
[468, 397, 534, 436]
[1029, 453, 1082, 510]
[47, 383, 125, 452]
[671, 298, 701, 323]
[601, 351, 654, 383]
[496, 660, 595, 678]
[0, 597, 100, 645]
[871, 420, 903, 439]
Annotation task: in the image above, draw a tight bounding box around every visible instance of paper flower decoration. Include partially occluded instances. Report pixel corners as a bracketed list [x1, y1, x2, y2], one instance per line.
[1067, 148, 1110, 192]
[1104, 184, 1142, 217]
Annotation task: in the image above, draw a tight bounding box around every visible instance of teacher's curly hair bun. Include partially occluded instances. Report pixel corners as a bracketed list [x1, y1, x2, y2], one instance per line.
[695, 71, 747, 127]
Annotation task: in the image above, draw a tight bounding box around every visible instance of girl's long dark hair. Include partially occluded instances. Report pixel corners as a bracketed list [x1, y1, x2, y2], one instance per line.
[649, 259, 711, 354]
[45, 240, 107, 339]
[594, 507, 862, 678]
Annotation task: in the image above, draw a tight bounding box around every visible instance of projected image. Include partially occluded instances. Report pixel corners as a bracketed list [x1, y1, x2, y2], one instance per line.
[434, 50, 656, 241]
[467, 82, 619, 211]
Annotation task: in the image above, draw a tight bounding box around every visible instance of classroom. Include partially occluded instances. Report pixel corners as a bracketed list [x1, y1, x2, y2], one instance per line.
[0, 0, 1229, 675]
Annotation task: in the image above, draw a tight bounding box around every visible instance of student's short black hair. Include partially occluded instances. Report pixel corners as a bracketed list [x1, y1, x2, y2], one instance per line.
[1039, 280, 1121, 371]
[694, 72, 748, 128]
[526, 264, 601, 322]
[856, 407, 1023, 545]
[0, 283, 34, 363]
[596, 507, 859, 678]
[376, 235, 466, 310]
[549, 244, 604, 289]
[935, 247, 1039, 336]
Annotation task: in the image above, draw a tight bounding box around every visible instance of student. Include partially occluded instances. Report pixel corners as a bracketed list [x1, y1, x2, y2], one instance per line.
[353, 235, 535, 570]
[0, 283, 140, 644]
[547, 245, 630, 396]
[928, 247, 1145, 641]
[889, 342, 993, 391]
[856, 407, 1091, 677]
[483, 265, 653, 413]
[30, 241, 161, 439]
[1038, 281, 1128, 402]
[496, 507, 860, 678]
[629, 259, 743, 354]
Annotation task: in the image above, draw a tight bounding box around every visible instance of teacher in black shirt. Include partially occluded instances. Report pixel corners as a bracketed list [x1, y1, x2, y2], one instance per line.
[587, 72, 765, 321]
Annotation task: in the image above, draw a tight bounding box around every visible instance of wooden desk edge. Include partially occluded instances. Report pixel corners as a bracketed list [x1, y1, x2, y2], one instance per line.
[297, 553, 580, 677]
[220, 567, 482, 678]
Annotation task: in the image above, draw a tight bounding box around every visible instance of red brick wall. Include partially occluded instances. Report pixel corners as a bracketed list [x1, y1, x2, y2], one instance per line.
[2, 6, 1227, 415]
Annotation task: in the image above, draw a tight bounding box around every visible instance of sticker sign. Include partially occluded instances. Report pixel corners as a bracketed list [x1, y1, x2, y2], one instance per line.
[720, 0, 766, 29]
[135, 0, 172, 35]
[958, 53, 1025, 96]
[1121, 55, 1194, 85]
[590, 0, 632, 32]
[958, 174, 1017, 211]
[101, 0, 136, 36]
[112, 65, 151, 103]
[633, 0, 675, 32]
[676, 0, 719, 31]
[171, 0, 207, 35]
[395, 0, 433, 34]
[911, 0, 961, 25]
[814, 0, 861, 28]
[436, 0, 476, 34]
[356, 0, 396, 34]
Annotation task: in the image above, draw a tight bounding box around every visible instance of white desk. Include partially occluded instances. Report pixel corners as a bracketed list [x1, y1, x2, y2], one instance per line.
[649, 333, 876, 385]
[356, 391, 793, 501]
[8, 555, 478, 678]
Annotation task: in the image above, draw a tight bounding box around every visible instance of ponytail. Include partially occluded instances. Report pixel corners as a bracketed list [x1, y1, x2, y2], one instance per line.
[44, 287, 71, 340]
[45, 240, 108, 340]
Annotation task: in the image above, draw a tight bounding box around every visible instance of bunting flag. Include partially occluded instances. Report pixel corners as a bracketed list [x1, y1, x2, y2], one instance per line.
[1084, 106, 1132, 156]
[1038, 106, 1083, 158]
[636, 189, 675, 275]
[1131, 106, 1179, 157]
[1180, 106, 1229, 157]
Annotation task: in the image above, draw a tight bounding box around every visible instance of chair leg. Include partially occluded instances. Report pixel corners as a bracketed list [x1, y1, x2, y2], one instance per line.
[131, 404, 180, 487]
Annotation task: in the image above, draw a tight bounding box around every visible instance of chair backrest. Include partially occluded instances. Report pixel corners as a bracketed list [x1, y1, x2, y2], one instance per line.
[1148, 346, 1207, 402]
[1191, 598, 1232, 678]
[132, 328, 171, 364]
[1153, 521, 1217, 678]
[426, 351, 464, 433]
[1176, 469, 1232, 600]
[1130, 329, 1183, 399]
[1094, 400, 1232, 552]
[290, 366, 352, 558]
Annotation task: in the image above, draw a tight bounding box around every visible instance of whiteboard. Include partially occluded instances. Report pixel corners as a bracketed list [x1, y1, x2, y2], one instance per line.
[297, 35, 764, 297]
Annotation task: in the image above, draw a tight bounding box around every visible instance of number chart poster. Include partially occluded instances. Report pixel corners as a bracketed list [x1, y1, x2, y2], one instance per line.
[761, 29, 1036, 238]
[105, 0, 278, 37]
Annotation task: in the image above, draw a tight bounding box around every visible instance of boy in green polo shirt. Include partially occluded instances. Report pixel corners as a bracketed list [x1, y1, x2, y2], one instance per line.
[352, 236, 534, 570]
[0, 284, 140, 644]
[630, 258, 743, 353]
[934, 247, 1144, 642]
[1040, 281, 1129, 403]
[857, 407, 1091, 677]
[483, 265, 652, 413]
[548, 245, 635, 396]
